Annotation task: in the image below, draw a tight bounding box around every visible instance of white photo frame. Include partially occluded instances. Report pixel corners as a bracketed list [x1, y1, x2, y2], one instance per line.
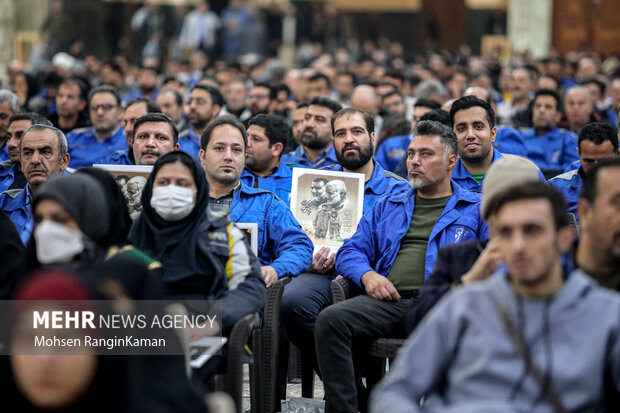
[94, 164, 154, 217]
[235, 222, 259, 256]
[290, 167, 365, 255]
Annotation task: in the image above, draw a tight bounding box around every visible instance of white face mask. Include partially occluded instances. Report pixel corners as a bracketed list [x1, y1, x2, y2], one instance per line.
[34, 220, 85, 264]
[150, 185, 195, 221]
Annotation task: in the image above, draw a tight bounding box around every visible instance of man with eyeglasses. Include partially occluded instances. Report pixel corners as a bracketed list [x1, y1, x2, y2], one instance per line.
[66, 85, 125, 168]
[246, 82, 272, 126]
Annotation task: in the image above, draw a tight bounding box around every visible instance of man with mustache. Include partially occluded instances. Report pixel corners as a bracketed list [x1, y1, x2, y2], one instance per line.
[280, 108, 410, 384]
[575, 157, 620, 290]
[281, 96, 342, 169]
[0, 113, 53, 193]
[0, 125, 69, 244]
[240, 114, 294, 204]
[131, 113, 179, 166]
[179, 84, 223, 159]
[199, 115, 313, 288]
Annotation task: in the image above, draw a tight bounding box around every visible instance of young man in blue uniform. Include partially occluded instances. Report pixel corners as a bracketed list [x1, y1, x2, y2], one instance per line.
[179, 84, 223, 159]
[199, 115, 313, 287]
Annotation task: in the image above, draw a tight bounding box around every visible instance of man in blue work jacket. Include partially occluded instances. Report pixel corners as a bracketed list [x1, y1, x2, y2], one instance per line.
[199, 115, 313, 287]
[66, 86, 125, 168]
[240, 114, 295, 204]
[0, 125, 70, 244]
[178, 84, 223, 159]
[0, 113, 52, 192]
[280, 107, 410, 376]
[550, 121, 619, 222]
[315, 120, 488, 413]
[281, 96, 342, 169]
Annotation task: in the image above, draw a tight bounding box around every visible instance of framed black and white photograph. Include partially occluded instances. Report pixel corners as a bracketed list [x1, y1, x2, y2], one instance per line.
[94, 164, 154, 217]
[290, 168, 365, 254]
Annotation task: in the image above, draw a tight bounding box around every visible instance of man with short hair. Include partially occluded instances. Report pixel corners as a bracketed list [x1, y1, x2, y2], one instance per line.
[240, 114, 294, 203]
[0, 125, 70, 243]
[290, 101, 308, 147]
[122, 65, 159, 103]
[199, 115, 313, 287]
[222, 77, 252, 123]
[334, 71, 355, 105]
[521, 89, 580, 175]
[281, 96, 342, 169]
[156, 88, 188, 133]
[371, 181, 620, 413]
[247, 82, 272, 120]
[47, 78, 90, 135]
[0, 113, 52, 192]
[180, 84, 223, 158]
[66, 86, 126, 168]
[281, 108, 410, 376]
[98, 97, 161, 165]
[315, 120, 488, 413]
[564, 85, 598, 134]
[132, 113, 180, 165]
[307, 73, 331, 99]
[449, 95, 531, 193]
[497, 67, 536, 126]
[0, 90, 20, 162]
[576, 157, 620, 290]
[550, 122, 619, 221]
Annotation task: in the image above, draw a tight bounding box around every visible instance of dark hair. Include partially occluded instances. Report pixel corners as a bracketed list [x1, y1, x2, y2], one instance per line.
[336, 71, 356, 84]
[537, 75, 560, 90]
[60, 77, 88, 102]
[312, 177, 328, 186]
[584, 77, 606, 96]
[190, 84, 224, 108]
[270, 83, 291, 100]
[152, 151, 199, 185]
[133, 113, 179, 145]
[381, 90, 404, 103]
[450, 95, 495, 129]
[419, 109, 450, 127]
[248, 114, 291, 150]
[42, 71, 63, 88]
[125, 97, 161, 113]
[384, 69, 405, 85]
[102, 60, 123, 75]
[252, 81, 273, 98]
[414, 98, 441, 110]
[534, 88, 562, 112]
[88, 85, 121, 106]
[200, 115, 247, 150]
[158, 88, 183, 107]
[489, 181, 569, 230]
[331, 108, 375, 135]
[414, 120, 458, 155]
[581, 157, 620, 203]
[296, 101, 309, 110]
[309, 96, 342, 114]
[308, 73, 331, 89]
[578, 122, 618, 151]
[9, 112, 52, 127]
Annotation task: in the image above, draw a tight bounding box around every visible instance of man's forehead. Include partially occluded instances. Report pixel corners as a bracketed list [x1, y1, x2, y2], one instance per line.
[410, 134, 442, 149]
[210, 125, 244, 145]
[307, 105, 332, 117]
[453, 106, 488, 124]
[334, 114, 365, 130]
[90, 92, 116, 104]
[59, 83, 80, 94]
[597, 167, 620, 193]
[535, 95, 556, 106]
[247, 124, 266, 136]
[22, 130, 58, 146]
[136, 121, 172, 136]
[9, 120, 32, 132]
[495, 198, 553, 225]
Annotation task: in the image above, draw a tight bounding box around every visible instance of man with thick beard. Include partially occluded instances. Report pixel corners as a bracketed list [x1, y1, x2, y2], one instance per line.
[281, 96, 342, 169]
[280, 107, 409, 380]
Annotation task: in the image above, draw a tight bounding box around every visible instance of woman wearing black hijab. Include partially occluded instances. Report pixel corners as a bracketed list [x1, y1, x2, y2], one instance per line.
[129, 151, 266, 333]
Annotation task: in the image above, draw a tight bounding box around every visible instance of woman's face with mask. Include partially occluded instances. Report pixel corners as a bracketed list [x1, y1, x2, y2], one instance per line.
[34, 199, 79, 230]
[152, 162, 197, 200]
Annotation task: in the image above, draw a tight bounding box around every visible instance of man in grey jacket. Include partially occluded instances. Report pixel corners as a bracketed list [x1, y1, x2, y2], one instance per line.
[370, 181, 620, 413]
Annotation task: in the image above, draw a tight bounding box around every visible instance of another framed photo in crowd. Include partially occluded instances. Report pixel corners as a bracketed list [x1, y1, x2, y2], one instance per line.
[290, 168, 364, 255]
[94, 164, 153, 217]
[235, 223, 258, 256]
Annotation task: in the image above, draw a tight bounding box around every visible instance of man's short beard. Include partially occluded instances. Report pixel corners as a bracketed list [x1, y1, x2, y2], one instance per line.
[409, 175, 443, 191]
[336, 145, 373, 170]
[460, 146, 492, 165]
[302, 133, 331, 150]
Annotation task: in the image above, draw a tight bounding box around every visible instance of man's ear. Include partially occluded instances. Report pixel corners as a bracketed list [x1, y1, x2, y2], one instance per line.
[272, 142, 284, 158]
[558, 223, 576, 253]
[198, 148, 206, 168]
[213, 105, 221, 117]
[490, 126, 497, 143]
[60, 153, 70, 171]
[174, 142, 180, 151]
[370, 131, 376, 148]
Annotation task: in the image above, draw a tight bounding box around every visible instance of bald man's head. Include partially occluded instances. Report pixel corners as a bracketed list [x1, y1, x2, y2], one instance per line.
[350, 85, 379, 118]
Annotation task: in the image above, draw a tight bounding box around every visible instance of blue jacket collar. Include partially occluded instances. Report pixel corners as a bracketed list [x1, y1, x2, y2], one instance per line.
[294, 144, 337, 166]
